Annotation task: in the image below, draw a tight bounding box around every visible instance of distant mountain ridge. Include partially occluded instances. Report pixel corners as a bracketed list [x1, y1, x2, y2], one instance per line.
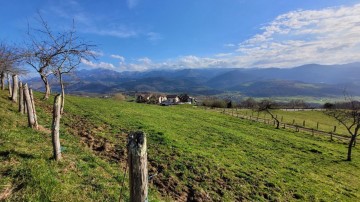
[27, 63, 360, 97]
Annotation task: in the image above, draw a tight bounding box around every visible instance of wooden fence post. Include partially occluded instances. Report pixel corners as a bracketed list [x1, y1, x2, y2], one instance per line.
[18, 82, 24, 113]
[52, 94, 62, 161]
[330, 132, 333, 141]
[29, 89, 38, 129]
[333, 126, 337, 133]
[128, 131, 148, 202]
[303, 120, 305, 127]
[23, 84, 36, 129]
[7, 74, 12, 97]
[283, 123, 286, 129]
[316, 122, 319, 130]
[11, 75, 18, 102]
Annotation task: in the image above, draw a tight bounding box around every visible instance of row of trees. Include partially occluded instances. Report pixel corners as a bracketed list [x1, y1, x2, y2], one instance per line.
[1, 14, 96, 161]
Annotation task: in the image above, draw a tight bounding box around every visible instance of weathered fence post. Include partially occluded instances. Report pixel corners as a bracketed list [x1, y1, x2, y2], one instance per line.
[303, 120, 305, 127]
[316, 122, 319, 130]
[0, 72, 5, 90]
[128, 131, 148, 202]
[333, 126, 337, 133]
[52, 94, 62, 161]
[18, 82, 24, 113]
[330, 132, 333, 141]
[283, 123, 286, 129]
[7, 74, 12, 97]
[23, 84, 37, 129]
[29, 89, 38, 129]
[11, 75, 18, 102]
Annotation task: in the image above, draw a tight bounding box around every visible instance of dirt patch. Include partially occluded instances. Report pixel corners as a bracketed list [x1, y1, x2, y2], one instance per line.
[65, 114, 127, 163]
[37, 124, 51, 134]
[0, 184, 13, 201]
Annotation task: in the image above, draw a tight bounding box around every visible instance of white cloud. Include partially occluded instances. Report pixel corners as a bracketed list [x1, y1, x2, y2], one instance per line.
[84, 3, 360, 71]
[85, 27, 138, 38]
[224, 43, 236, 47]
[81, 59, 115, 70]
[147, 32, 162, 43]
[110, 54, 125, 63]
[127, 0, 140, 9]
[235, 3, 360, 68]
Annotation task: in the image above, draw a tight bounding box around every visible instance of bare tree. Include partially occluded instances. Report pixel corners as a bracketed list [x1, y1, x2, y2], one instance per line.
[257, 99, 281, 129]
[51, 22, 96, 114]
[24, 14, 68, 100]
[25, 14, 96, 104]
[0, 42, 26, 95]
[324, 96, 360, 161]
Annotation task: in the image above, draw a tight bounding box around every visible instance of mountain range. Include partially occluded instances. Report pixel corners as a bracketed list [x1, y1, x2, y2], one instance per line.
[27, 63, 360, 97]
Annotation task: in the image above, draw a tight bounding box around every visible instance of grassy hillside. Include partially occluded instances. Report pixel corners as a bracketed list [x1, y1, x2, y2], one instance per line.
[1, 90, 360, 201]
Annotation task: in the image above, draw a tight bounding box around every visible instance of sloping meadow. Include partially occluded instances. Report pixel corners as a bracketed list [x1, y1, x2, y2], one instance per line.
[1, 91, 359, 201]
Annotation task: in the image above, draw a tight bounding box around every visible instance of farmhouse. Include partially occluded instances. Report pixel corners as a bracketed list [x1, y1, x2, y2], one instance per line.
[166, 95, 180, 103]
[136, 93, 167, 104]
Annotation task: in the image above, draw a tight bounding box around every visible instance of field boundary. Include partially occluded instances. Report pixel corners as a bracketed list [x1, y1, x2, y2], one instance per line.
[204, 107, 350, 142]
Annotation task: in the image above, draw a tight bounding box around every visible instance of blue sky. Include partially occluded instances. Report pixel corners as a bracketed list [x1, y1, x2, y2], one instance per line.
[1, 0, 360, 71]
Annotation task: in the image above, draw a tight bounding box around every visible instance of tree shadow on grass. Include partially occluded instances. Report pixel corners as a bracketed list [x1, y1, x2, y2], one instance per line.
[0, 150, 35, 159]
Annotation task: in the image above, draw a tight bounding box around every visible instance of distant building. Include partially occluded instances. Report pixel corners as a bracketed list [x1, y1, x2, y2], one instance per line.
[166, 95, 180, 103]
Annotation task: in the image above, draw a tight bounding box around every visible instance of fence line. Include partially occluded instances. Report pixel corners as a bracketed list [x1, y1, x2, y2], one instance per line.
[204, 107, 350, 142]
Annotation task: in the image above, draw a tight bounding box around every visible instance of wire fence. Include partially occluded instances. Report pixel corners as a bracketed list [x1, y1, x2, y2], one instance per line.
[201, 107, 350, 142]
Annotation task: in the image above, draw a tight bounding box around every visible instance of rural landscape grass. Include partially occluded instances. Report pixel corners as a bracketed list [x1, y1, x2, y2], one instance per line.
[1, 90, 360, 201]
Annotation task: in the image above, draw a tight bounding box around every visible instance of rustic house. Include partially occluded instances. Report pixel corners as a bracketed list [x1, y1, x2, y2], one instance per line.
[136, 93, 152, 103]
[166, 95, 180, 103]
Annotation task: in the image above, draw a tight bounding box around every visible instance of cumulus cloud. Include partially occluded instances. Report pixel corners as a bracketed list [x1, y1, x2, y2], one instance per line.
[235, 3, 360, 67]
[83, 3, 360, 71]
[110, 54, 125, 62]
[81, 59, 115, 69]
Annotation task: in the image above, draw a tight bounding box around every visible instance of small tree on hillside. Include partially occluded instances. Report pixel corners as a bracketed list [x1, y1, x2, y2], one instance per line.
[50, 21, 96, 114]
[324, 96, 360, 161]
[241, 97, 258, 109]
[257, 99, 281, 129]
[0, 42, 26, 93]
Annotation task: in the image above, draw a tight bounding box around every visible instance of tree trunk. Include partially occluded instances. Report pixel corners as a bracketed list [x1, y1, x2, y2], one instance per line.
[19, 82, 24, 113]
[0, 72, 5, 90]
[7, 74, 12, 97]
[128, 131, 148, 202]
[40, 74, 51, 100]
[29, 89, 38, 129]
[59, 73, 65, 114]
[347, 136, 356, 161]
[276, 120, 280, 129]
[11, 75, 18, 102]
[52, 94, 62, 161]
[23, 84, 36, 128]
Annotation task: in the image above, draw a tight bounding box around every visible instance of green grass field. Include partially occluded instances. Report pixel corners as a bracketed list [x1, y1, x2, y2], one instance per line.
[1, 90, 360, 201]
